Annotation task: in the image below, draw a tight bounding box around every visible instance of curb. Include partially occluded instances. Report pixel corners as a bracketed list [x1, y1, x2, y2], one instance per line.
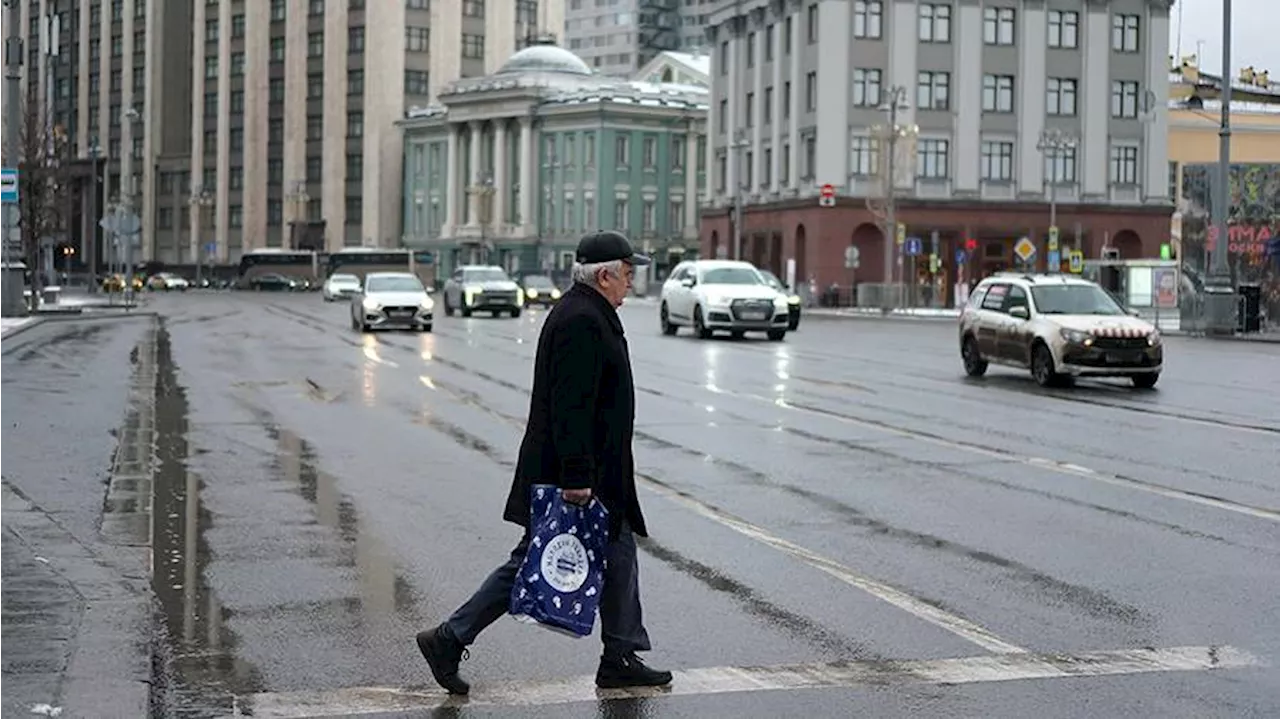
[2, 311, 158, 341]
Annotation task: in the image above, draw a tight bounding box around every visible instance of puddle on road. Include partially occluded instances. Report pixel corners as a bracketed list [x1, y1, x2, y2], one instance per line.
[151, 325, 264, 718]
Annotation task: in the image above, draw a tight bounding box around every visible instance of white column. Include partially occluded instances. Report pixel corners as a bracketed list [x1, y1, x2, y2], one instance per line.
[815, 0, 852, 189]
[1080, 5, 1111, 199]
[493, 120, 508, 227]
[750, 27, 764, 193]
[953, 2, 983, 194]
[787, 12, 802, 189]
[466, 121, 483, 226]
[886, 0, 917, 192]
[443, 123, 459, 234]
[1016, 5, 1048, 198]
[769, 18, 784, 194]
[1144, 6, 1172, 202]
[725, 26, 741, 196]
[684, 127, 699, 237]
[518, 118, 534, 231]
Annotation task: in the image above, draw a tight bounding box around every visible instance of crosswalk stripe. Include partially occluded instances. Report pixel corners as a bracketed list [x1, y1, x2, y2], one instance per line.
[231, 645, 1262, 718]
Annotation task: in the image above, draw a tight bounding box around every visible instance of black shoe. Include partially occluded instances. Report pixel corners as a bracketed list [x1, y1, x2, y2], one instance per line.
[595, 652, 673, 689]
[416, 625, 471, 695]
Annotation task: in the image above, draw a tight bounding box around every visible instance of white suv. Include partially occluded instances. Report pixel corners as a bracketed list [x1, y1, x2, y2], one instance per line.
[659, 260, 790, 340]
[959, 273, 1163, 388]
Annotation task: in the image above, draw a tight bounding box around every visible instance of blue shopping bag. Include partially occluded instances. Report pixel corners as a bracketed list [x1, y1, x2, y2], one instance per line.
[509, 484, 609, 638]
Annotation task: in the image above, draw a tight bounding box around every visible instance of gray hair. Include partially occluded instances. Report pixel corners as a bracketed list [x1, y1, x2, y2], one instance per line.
[571, 259, 626, 287]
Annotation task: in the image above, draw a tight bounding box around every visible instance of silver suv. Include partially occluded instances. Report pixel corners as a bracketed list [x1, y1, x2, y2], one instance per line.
[958, 273, 1163, 388]
[659, 260, 790, 340]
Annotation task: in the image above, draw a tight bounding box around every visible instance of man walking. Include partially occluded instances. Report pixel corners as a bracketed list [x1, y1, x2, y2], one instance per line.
[416, 230, 673, 695]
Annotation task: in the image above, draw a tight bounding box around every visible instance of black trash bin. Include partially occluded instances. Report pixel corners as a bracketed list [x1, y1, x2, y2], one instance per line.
[1238, 283, 1262, 333]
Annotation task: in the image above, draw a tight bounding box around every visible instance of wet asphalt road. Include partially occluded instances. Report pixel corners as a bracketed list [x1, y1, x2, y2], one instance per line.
[145, 292, 1279, 718]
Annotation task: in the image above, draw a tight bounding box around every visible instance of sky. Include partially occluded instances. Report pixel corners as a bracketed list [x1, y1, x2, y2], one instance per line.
[1171, 0, 1278, 78]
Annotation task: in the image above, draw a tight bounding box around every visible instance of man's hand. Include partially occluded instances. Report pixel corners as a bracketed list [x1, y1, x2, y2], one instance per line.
[562, 488, 593, 505]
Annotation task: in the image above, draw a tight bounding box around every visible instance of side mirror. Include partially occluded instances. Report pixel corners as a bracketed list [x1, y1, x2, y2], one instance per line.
[1127, 308, 1140, 317]
[1009, 305, 1030, 320]
[680, 278, 696, 288]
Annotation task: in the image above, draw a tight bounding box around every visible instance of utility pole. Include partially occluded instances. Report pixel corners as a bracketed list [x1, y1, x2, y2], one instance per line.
[1037, 128, 1076, 273]
[189, 186, 213, 287]
[86, 142, 100, 290]
[868, 86, 915, 306]
[2, 1, 21, 255]
[729, 129, 749, 260]
[1204, 0, 1236, 335]
[121, 106, 138, 302]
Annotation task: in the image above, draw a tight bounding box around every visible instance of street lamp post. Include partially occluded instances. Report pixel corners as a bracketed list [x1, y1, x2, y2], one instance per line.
[86, 142, 101, 290]
[468, 174, 494, 265]
[121, 106, 140, 300]
[188, 187, 214, 287]
[1037, 128, 1077, 272]
[286, 181, 310, 250]
[1204, 0, 1237, 334]
[871, 86, 916, 301]
[729, 129, 749, 260]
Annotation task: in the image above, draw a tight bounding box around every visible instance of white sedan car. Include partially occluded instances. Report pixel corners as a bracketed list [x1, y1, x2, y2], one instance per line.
[323, 273, 361, 301]
[350, 272, 434, 332]
[659, 260, 790, 340]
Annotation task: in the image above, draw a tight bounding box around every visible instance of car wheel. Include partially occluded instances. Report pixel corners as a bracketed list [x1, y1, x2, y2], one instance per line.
[1131, 373, 1159, 389]
[693, 306, 712, 339]
[660, 303, 678, 336]
[766, 329, 786, 341]
[961, 335, 988, 377]
[1031, 342, 1060, 388]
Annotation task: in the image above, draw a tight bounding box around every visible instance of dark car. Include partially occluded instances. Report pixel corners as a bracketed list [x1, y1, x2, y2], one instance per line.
[760, 270, 802, 330]
[249, 273, 300, 291]
[520, 274, 562, 307]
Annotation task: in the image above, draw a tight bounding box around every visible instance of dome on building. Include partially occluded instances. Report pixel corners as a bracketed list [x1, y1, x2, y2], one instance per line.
[496, 36, 593, 77]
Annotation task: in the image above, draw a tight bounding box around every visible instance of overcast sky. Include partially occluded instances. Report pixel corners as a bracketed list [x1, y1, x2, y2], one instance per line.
[1171, 0, 1278, 77]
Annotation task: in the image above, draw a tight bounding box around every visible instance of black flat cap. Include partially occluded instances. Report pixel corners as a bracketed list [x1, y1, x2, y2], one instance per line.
[575, 230, 651, 266]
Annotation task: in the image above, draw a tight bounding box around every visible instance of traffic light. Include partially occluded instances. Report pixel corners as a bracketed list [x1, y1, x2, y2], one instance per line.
[964, 237, 977, 252]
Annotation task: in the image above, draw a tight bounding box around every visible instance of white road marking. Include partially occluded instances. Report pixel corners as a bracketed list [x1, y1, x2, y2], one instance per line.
[641, 478, 1028, 655]
[233, 645, 1263, 718]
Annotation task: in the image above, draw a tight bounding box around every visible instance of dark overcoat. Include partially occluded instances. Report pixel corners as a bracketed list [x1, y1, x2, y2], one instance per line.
[503, 282, 647, 538]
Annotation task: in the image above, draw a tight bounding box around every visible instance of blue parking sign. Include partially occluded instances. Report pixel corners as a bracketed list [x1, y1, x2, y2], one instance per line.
[905, 237, 922, 256]
[954, 249, 967, 265]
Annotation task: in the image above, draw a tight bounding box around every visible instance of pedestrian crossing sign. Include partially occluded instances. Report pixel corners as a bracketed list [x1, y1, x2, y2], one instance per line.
[1068, 250, 1084, 273]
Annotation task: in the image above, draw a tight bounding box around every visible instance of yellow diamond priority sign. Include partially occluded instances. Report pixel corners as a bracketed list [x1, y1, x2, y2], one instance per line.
[1014, 236, 1036, 263]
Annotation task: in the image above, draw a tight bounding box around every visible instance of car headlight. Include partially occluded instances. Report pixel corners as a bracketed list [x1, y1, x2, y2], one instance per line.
[705, 294, 729, 306]
[551, 288, 561, 299]
[362, 297, 380, 311]
[773, 295, 789, 309]
[1059, 328, 1093, 345]
[1147, 329, 1161, 346]
[526, 288, 538, 298]
[420, 296, 434, 311]
[788, 294, 801, 305]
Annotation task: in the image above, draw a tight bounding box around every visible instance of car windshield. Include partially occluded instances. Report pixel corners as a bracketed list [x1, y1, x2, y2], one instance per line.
[759, 271, 784, 291]
[523, 275, 554, 288]
[365, 276, 424, 293]
[1031, 284, 1126, 315]
[330, 274, 359, 284]
[464, 268, 510, 283]
[701, 267, 764, 285]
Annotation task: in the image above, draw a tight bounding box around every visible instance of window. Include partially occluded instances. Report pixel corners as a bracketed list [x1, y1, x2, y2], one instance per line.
[229, 169, 244, 191]
[718, 99, 727, 133]
[642, 136, 657, 167]
[349, 26, 365, 52]
[271, 0, 286, 21]
[205, 92, 217, 117]
[1046, 78, 1077, 116]
[1045, 146, 1077, 183]
[462, 34, 484, 59]
[765, 24, 774, 62]
[269, 78, 284, 102]
[229, 129, 244, 151]
[347, 153, 363, 181]
[348, 69, 364, 95]
[269, 118, 283, 144]
[404, 70, 429, 94]
[780, 142, 789, 183]
[716, 152, 727, 190]
[806, 4, 818, 43]
[1048, 10, 1078, 48]
[308, 74, 323, 99]
[1110, 145, 1139, 185]
[982, 74, 1014, 112]
[854, 1, 882, 39]
[584, 197, 596, 228]
[347, 111, 363, 138]
[231, 51, 245, 76]
[584, 133, 596, 165]
[463, 0, 484, 17]
[745, 92, 754, 126]
[983, 7, 1015, 45]
[783, 81, 791, 117]
[205, 57, 219, 79]
[205, 19, 218, 43]
[615, 199, 629, 230]
[850, 136, 878, 176]
[744, 151, 754, 186]
[231, 14, 245, 38]
[308, 32, 324, 57]
[406, 26, 429, 52]
[746, 32, 755, 68]
[268, 200, 283, 225]
[763, 86, 773, 124]
[1111, 80, 1139, 118]
[564, 198, 576, 231]
[1112, 14, 1139, 53]
[917, 139, 949, 179]
[853, 69, 881, 107]
[805, 71, 817, 111]
[803, 134, 816, 179]
[762, 148, 772, 185]
[269, 159, 283, 184]
[271, 37, 285, 61]
[346, 197, 362, 224]
[408, 0, 429, 8]
[980, 141, 1014, 181]
[719, 41, 728, 75]
[643, 200, 656, 231]
[229, 206, 243, 228]
[230, 90, 244, 113]
[670, 200, 684, 230]
[307, 116, 322, 141]
[310, 0, 325, 15]
[615, 135, 630, 166]
[784, 17, 792, 53]
[918, 4, 951, 43]
[916, 71, 950, 110]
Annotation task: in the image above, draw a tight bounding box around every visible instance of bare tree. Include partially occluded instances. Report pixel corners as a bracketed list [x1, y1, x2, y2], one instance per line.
[16, 96, 74, 299]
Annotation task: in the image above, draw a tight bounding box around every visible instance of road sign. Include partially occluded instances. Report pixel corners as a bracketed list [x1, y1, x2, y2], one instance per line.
[1047, 225, 1060, 252]
[1014, 236, 1036, 262]
[896, 223, 906, 246]
[1047, 249, 1061, 270]
[1, 168, 18, 204]
[905, 236, 923, 256]
[844, 245, 860, 269]
[928, 254, 939, 274]
[819, 183, 836, 207]
[1068, 249, 1084, 273]
[955, 248, 968, 265]
[205, 242, 217, 256]
[100, 210, 142, 236]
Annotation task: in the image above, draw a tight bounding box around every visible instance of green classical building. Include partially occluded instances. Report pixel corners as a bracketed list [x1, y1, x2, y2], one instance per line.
[398, 39, 709, 284]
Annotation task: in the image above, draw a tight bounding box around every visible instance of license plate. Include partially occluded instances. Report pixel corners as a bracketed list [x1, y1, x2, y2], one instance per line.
[390, 310, 414, 318]
[1106, 351, 1140, 364]
[741, 310, 766, 320]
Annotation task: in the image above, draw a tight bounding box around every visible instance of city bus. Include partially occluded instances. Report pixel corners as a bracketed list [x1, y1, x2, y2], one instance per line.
[237, 249, 322, 288]
[325, 248, 436, 289]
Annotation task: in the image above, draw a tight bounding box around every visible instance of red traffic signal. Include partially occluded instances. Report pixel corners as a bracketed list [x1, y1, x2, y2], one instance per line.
[964, 237, 978, 252]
